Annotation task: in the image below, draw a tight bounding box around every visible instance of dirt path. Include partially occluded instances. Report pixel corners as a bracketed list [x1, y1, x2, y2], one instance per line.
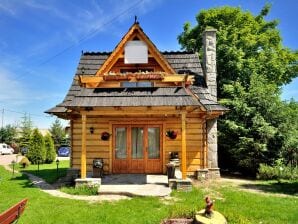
[0, 154, 23, 165]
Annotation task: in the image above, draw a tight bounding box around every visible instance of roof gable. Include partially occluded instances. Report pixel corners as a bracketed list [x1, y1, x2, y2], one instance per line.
[95, 22, 176, 75]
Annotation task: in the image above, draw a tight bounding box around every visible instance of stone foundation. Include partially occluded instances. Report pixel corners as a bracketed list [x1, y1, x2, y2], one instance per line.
[196, 168, 220, 181]
[196, 169, 209, 181]
[168, 178, 192, 191]
[208, 168, 220, 179]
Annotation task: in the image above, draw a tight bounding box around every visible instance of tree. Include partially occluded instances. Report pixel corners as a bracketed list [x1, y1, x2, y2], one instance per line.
[178, 4, 298, 95]
[27, 129, 46, 164]
[44, 133, 56, 163]
[0, 125, 17, 144]
[218, 74, 283, 174]
[178, 5, 298, 175]
[49, 118, 66, 149]
[19, 114, 33, 149]
[279, 100, 298, 166]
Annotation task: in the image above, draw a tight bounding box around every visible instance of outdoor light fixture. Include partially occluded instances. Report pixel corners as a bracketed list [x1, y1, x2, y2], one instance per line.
[89, 127, 94, 134]
[56, 159, 60, 177]
[11, 160, 16, 177]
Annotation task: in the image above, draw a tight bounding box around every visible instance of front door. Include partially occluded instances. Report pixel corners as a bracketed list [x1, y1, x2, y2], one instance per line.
[113, 125, 162, 173]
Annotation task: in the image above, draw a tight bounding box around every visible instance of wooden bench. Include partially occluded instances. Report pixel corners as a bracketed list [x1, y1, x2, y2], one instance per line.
[0, 199, 28, 224]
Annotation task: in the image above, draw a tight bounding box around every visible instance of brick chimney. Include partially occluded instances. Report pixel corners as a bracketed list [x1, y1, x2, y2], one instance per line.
[202, 28, 220, 178]
[202, 28, 217, 102]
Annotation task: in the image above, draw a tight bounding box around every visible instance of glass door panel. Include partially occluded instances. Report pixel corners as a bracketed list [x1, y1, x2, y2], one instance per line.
[131, 127, 144, 159]
[115, 127, 127, 159]
[148, 127, 160, 159]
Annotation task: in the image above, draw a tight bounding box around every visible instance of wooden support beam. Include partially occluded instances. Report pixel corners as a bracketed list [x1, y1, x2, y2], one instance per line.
[81, 114, 87, 179]
[82, 109, 183, 116]
[162, 75, 185, 82]
[203, 121, 208, 169]
[181, 112, 187, 179]
[108, 121, 112, 174]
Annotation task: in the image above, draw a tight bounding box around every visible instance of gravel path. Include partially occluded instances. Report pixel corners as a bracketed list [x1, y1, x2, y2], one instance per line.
[0, 154, 23, 165]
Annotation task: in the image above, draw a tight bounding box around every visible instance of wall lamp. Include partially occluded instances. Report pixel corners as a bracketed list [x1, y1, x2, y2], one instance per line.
[89, 127, 94, 134]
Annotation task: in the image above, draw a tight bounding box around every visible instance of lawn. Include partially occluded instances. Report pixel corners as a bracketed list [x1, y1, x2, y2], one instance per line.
[0, 166, 297, 224]
[14, 159, 70, 183]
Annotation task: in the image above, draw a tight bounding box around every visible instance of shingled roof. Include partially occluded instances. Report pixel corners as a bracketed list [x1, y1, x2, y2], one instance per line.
[46, 51, 226, 117]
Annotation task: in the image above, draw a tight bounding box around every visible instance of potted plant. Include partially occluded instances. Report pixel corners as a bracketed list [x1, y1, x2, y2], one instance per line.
[101, 132, 110, 140]
[166, 130, 177, 139]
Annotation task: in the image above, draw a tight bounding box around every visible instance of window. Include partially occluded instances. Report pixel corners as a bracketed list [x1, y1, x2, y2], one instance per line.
[124, 41, 148, 64]
[131, 127, 144, 159]
[120, 68, 153, 73]
[121, 82, 153, 87]
[115, 128, 127, 159]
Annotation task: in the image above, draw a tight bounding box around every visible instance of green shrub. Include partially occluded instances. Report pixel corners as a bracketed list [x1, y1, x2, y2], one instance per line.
[257, 163, 298, 180]
[19, 157, 30, 168]
[44, 133, 56, 163]
[60, 185, 98, 195]
[27, 129, 46, 164]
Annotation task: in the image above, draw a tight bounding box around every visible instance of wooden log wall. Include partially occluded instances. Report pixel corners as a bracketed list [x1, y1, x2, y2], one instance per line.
[164, 116, 204, 175]
[72, 118, 111, 173]
[71, 115, 205, 176]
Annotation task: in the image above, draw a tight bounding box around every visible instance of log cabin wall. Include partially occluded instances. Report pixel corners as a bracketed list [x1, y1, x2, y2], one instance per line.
[163, 116, 205, 175]
[71, 115, 205, 176]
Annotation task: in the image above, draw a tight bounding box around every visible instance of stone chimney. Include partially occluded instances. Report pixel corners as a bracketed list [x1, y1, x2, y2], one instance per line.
[202, 28, 220, 178]
[202, 28, 217, 102]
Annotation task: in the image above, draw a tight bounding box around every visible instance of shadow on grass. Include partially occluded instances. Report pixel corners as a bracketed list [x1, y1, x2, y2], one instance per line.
[20, 168, 68, 184]
[240, 181, 298, 196]
[10, 173, 35, 188]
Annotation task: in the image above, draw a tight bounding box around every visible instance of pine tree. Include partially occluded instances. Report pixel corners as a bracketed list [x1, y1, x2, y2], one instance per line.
[27, 129, 46, 164]
[49, 118, 66, 150]
[44, 133, 56, 163]
[19, 114, 33, 149]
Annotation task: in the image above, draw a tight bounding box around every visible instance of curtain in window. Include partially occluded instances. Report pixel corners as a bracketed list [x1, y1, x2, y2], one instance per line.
[131, 127, 143, 159]
[148, 127, 160, 159]
[115, 128, 127, 159]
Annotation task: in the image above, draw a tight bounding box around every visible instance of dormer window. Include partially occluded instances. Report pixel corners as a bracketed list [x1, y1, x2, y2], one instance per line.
[124, 41, 148, 64]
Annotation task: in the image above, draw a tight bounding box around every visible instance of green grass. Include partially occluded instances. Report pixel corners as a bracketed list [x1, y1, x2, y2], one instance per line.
[60, 185, 98, 195]
[15, 160, 70, 183]
[239, 180, 298, 196]
[0, 166, 297, 224]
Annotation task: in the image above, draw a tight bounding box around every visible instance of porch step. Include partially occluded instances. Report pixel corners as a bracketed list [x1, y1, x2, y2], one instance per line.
[98, 174, 171, 197]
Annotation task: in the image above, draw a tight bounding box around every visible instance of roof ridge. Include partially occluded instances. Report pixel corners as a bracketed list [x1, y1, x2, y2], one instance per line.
[82, 50, 196, 56]
[161, 51, 195, 54]
[83, 51, 112, 55]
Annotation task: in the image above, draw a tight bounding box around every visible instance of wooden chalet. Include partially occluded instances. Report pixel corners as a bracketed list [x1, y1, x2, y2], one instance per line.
[46, 22, 227, 179]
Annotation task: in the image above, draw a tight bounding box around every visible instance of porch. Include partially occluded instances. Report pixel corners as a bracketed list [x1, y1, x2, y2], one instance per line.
[98, 174, 171, 197]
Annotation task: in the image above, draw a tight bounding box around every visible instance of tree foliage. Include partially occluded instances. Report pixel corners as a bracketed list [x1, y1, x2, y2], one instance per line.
[44, 133, 56, 163]
[19, 114, 33, 149]
[178, 5, 298, 175]
[178, 4, 298, 94]
[49, 118, 66, 149]
[27, 129, 46, 164]
[279, 100, 298, 166]
[0, 125, 17, 144]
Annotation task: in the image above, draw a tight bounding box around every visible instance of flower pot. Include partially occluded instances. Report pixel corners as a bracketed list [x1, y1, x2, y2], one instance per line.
[101, 132, 110, 141]
[166, 131, 177, 139]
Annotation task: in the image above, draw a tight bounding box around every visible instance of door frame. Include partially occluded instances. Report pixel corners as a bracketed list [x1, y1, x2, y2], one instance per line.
[112, 123, 163, 174]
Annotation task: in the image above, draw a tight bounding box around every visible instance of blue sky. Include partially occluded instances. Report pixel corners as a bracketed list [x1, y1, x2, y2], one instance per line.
[0, 0, 297, 129]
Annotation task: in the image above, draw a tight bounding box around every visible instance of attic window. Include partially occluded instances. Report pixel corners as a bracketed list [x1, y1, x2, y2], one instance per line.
[121, 82, 152, 88]
[124, 41, 148, 64]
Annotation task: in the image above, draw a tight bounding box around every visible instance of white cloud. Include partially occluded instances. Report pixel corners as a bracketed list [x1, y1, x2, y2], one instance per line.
[0, 1, 17, 16]
[0, 67, 28, 106]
